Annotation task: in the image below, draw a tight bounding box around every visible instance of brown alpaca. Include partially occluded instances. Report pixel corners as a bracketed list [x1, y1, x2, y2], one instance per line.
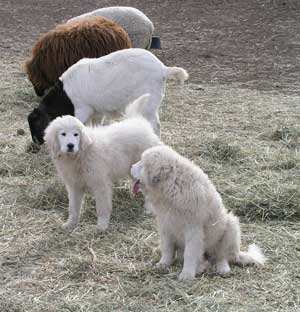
[24, 17, 131, 96]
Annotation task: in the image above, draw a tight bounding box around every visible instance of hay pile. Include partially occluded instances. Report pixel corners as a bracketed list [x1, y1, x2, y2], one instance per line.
[1, 62, 300, 311]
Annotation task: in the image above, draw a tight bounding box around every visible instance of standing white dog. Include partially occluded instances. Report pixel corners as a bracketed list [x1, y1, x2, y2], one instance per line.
[44, 95, 161, 231]
[131, 145, 266, 280]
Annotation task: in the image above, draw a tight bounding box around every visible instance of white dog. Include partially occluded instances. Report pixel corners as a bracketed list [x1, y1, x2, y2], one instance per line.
[44, 95, 161, 231]
[131, 145, 266, 280]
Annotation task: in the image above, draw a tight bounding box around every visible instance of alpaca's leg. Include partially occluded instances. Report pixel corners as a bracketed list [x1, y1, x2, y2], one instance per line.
[144, 93, 163, 136]
[75, 107, 93, 125]
[62, 185, 84, 231]
[151, 111, 161, 137]
[89, 113, 104, 126]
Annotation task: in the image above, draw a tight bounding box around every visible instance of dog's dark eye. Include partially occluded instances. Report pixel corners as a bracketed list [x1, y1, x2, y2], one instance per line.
[74, 133, 78, 137]
[61, 132, 66, 136]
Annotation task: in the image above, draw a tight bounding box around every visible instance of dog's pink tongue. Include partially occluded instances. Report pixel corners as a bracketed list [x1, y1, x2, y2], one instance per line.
[132, 180, 141, 194]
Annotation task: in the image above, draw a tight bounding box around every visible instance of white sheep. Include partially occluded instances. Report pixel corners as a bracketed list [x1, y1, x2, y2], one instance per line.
[28, 48, 188, 144]
[68, 7, 155, 49]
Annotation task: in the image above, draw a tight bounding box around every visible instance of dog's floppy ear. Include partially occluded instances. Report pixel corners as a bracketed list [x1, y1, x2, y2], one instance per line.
[80, 126, 92, 151]
[44, 118, 61, 156]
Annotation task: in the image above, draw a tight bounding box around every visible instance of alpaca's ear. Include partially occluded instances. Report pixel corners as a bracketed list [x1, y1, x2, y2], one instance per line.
[44, 121, 60, 156]
[80, 127, 92, 151]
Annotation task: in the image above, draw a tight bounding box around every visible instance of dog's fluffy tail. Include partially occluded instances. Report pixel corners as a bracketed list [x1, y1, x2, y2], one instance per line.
[125, 93, 151, 120]
[235, 244, 266, 266]
[165, 66, 189, 84]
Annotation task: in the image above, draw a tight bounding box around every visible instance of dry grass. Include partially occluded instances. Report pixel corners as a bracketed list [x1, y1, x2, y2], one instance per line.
[1, 72, 300, 311]
[2, 9, 300, 310]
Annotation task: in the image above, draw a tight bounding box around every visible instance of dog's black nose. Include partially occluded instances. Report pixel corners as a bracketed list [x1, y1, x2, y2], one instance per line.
[67, 143, 74, 151]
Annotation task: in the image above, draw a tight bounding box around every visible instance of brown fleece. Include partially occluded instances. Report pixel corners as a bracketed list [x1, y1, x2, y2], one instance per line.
[25, 17, 131, 95]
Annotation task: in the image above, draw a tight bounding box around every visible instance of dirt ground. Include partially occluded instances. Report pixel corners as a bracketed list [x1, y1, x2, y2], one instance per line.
[1, 0, 300, 311]
[2, 0, 300, 89]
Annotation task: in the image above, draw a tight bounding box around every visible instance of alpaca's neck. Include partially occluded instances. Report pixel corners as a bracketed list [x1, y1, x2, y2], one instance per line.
[41, 82, 75, 119]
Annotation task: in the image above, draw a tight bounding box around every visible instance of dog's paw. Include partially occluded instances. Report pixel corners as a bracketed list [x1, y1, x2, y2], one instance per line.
[96, 220, 109, 232]
[178, 270, 195, 281]
[197, 260, 210, 274]
[216, 260, 231, 275]
[62, 221, 77, 231]
[155, 262, 171, 273]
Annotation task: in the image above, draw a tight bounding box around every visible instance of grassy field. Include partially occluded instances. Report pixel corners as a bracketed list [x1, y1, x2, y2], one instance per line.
[1, 1, 300, 311]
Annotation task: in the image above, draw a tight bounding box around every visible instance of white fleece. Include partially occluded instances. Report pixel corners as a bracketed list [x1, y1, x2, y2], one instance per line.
[60, 48, 188, 135]
[68, 6, 154, 49]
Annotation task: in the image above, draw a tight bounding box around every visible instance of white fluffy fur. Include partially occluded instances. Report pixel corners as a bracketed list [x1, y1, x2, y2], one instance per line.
[68, 6, 154, 49]
[44, 95, 161, 231]
[130, 145, 266, 280]
[60, 48, 189, 135]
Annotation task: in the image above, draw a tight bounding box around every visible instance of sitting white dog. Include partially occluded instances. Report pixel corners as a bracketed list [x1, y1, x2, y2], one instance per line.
[131, 145, 266, 280]
[44, 94, 161, 231]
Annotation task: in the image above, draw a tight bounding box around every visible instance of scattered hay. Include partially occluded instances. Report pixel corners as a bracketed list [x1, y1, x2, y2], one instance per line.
[13, 85, 37, 109]
[111, 186, 145, 226]
[17, 182, 68, 211]
[0, 151, 53, 178]
[271, 126, 300, 149]
[25, 142, 41, 153]
[1, 33, 300, 310]
[0, 298, 25, 312]
[271, 126, 300, 141]
[261, 158, 299, 171]
[197, 139, 244, 163]
[223, 178, 300, 221]
[61, 255, 96, 281]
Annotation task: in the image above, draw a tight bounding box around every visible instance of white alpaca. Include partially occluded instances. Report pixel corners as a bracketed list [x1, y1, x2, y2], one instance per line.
[28, 49, 188, 144]
[131, 145, 266, 280]
[60, 48, 188, 135]
[68, 6, 154, 49]
[44, 95, 161, 231]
